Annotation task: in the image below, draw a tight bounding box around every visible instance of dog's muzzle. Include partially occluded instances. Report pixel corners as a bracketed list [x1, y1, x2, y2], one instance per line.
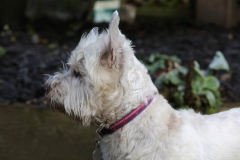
[45, 84, 66, 114]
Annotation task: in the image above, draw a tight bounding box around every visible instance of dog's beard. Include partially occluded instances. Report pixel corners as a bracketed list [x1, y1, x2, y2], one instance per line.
[47, 97, 66, 113]
[46, 76, 96, 125]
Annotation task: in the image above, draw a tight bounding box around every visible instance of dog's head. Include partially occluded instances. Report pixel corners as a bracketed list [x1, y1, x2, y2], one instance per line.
[45, 11, 157, 126]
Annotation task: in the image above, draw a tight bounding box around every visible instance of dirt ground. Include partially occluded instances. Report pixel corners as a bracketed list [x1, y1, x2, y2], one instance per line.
[0, 20, 239, 105]
[0, 103, 96, 160]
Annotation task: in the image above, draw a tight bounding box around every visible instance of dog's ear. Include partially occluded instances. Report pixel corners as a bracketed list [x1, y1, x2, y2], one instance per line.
[104, 11, 123, 70]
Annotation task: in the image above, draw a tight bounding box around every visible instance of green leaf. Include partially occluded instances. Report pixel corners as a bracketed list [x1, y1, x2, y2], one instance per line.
[169, 55, 181, 63]
[180, 105, 190, 109]
[195, 96, 202, 107]
[204, 90, 216, 107]
[211, 90, 222, 106]
[154, 73, 167, 86]
[3, 24, 10, 31]
[0, 46, 6, 57]
[177, 85, 185, 91]
[147, 59, 165, 74]
[149, 54, 156, 63]
[193, 61, 204, 77]
[203, 76, 220, 90]
[167, 71, 183, 85]
[173, 91, 184, 105]
[191, 76, 204, 94]
[208, 51, 230, 71]
[206, 106, 219, 114]
[156, 54, 168, 60]
[48, 43, 58, 49]
[149, 53, 166, 62]
[178, 66, 188, 75]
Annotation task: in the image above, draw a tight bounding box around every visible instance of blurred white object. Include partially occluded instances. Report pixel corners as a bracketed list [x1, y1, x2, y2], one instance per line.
[93, 0, 120, 23]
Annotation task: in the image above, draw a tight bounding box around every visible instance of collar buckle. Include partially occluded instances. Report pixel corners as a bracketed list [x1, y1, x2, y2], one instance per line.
[93, 127, 103, 160]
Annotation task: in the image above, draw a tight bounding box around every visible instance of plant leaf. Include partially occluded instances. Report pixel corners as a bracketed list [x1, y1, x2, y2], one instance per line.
[167, 71, 183, 85]
[169, 55, 181, 63]
[149, 54, 156, 63]
[192, 75, 204, 94]
[208, 51, 230, 71]
[193, 61, 204, 77]
[154, 73, 167, 86]
[178, 66, 188, 75]
[173, 91, 184, 105]
[203, 76, 220, 90]
[0, 46, 6, 57]
[204, 90, 216, 107]
[147, 59, 165, 74]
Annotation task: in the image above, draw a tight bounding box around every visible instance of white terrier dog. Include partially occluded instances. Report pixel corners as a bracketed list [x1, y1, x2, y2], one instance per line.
[45, 11, 240, 160]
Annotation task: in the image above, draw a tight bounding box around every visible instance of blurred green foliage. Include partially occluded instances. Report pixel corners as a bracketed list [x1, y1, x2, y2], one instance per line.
[145, 51, 230, 114]
[0, 46, 6, 57]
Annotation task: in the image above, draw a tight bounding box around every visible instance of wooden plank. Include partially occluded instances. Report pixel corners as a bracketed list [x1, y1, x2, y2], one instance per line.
[197, 0, 238, 28]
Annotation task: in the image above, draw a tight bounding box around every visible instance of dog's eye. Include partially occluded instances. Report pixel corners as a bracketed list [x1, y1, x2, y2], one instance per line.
[73, 70, 81, 78]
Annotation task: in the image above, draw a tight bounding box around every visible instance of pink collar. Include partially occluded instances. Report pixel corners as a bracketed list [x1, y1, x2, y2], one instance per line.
[98, 97, 153, 137]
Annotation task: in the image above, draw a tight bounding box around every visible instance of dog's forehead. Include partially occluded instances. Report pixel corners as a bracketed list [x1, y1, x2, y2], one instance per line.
[68, 51, 82, 65]
[68, 30, 109, 64]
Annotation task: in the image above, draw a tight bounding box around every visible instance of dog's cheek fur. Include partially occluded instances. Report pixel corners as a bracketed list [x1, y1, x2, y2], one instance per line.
[89, 66, 125, 125]
[62, 77, 98, 126]
[46, 71, 97, 126]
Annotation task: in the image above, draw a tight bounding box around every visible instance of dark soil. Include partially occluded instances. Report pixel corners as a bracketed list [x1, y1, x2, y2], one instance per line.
[0, 20, 240, 106]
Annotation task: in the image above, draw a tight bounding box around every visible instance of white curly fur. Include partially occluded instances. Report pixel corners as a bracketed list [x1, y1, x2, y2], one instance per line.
[46, 11, 240, 160]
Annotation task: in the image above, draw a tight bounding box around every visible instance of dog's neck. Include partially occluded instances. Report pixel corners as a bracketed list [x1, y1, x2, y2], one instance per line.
[98, 96, 154, 137]
[98, 94, 180, 159]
